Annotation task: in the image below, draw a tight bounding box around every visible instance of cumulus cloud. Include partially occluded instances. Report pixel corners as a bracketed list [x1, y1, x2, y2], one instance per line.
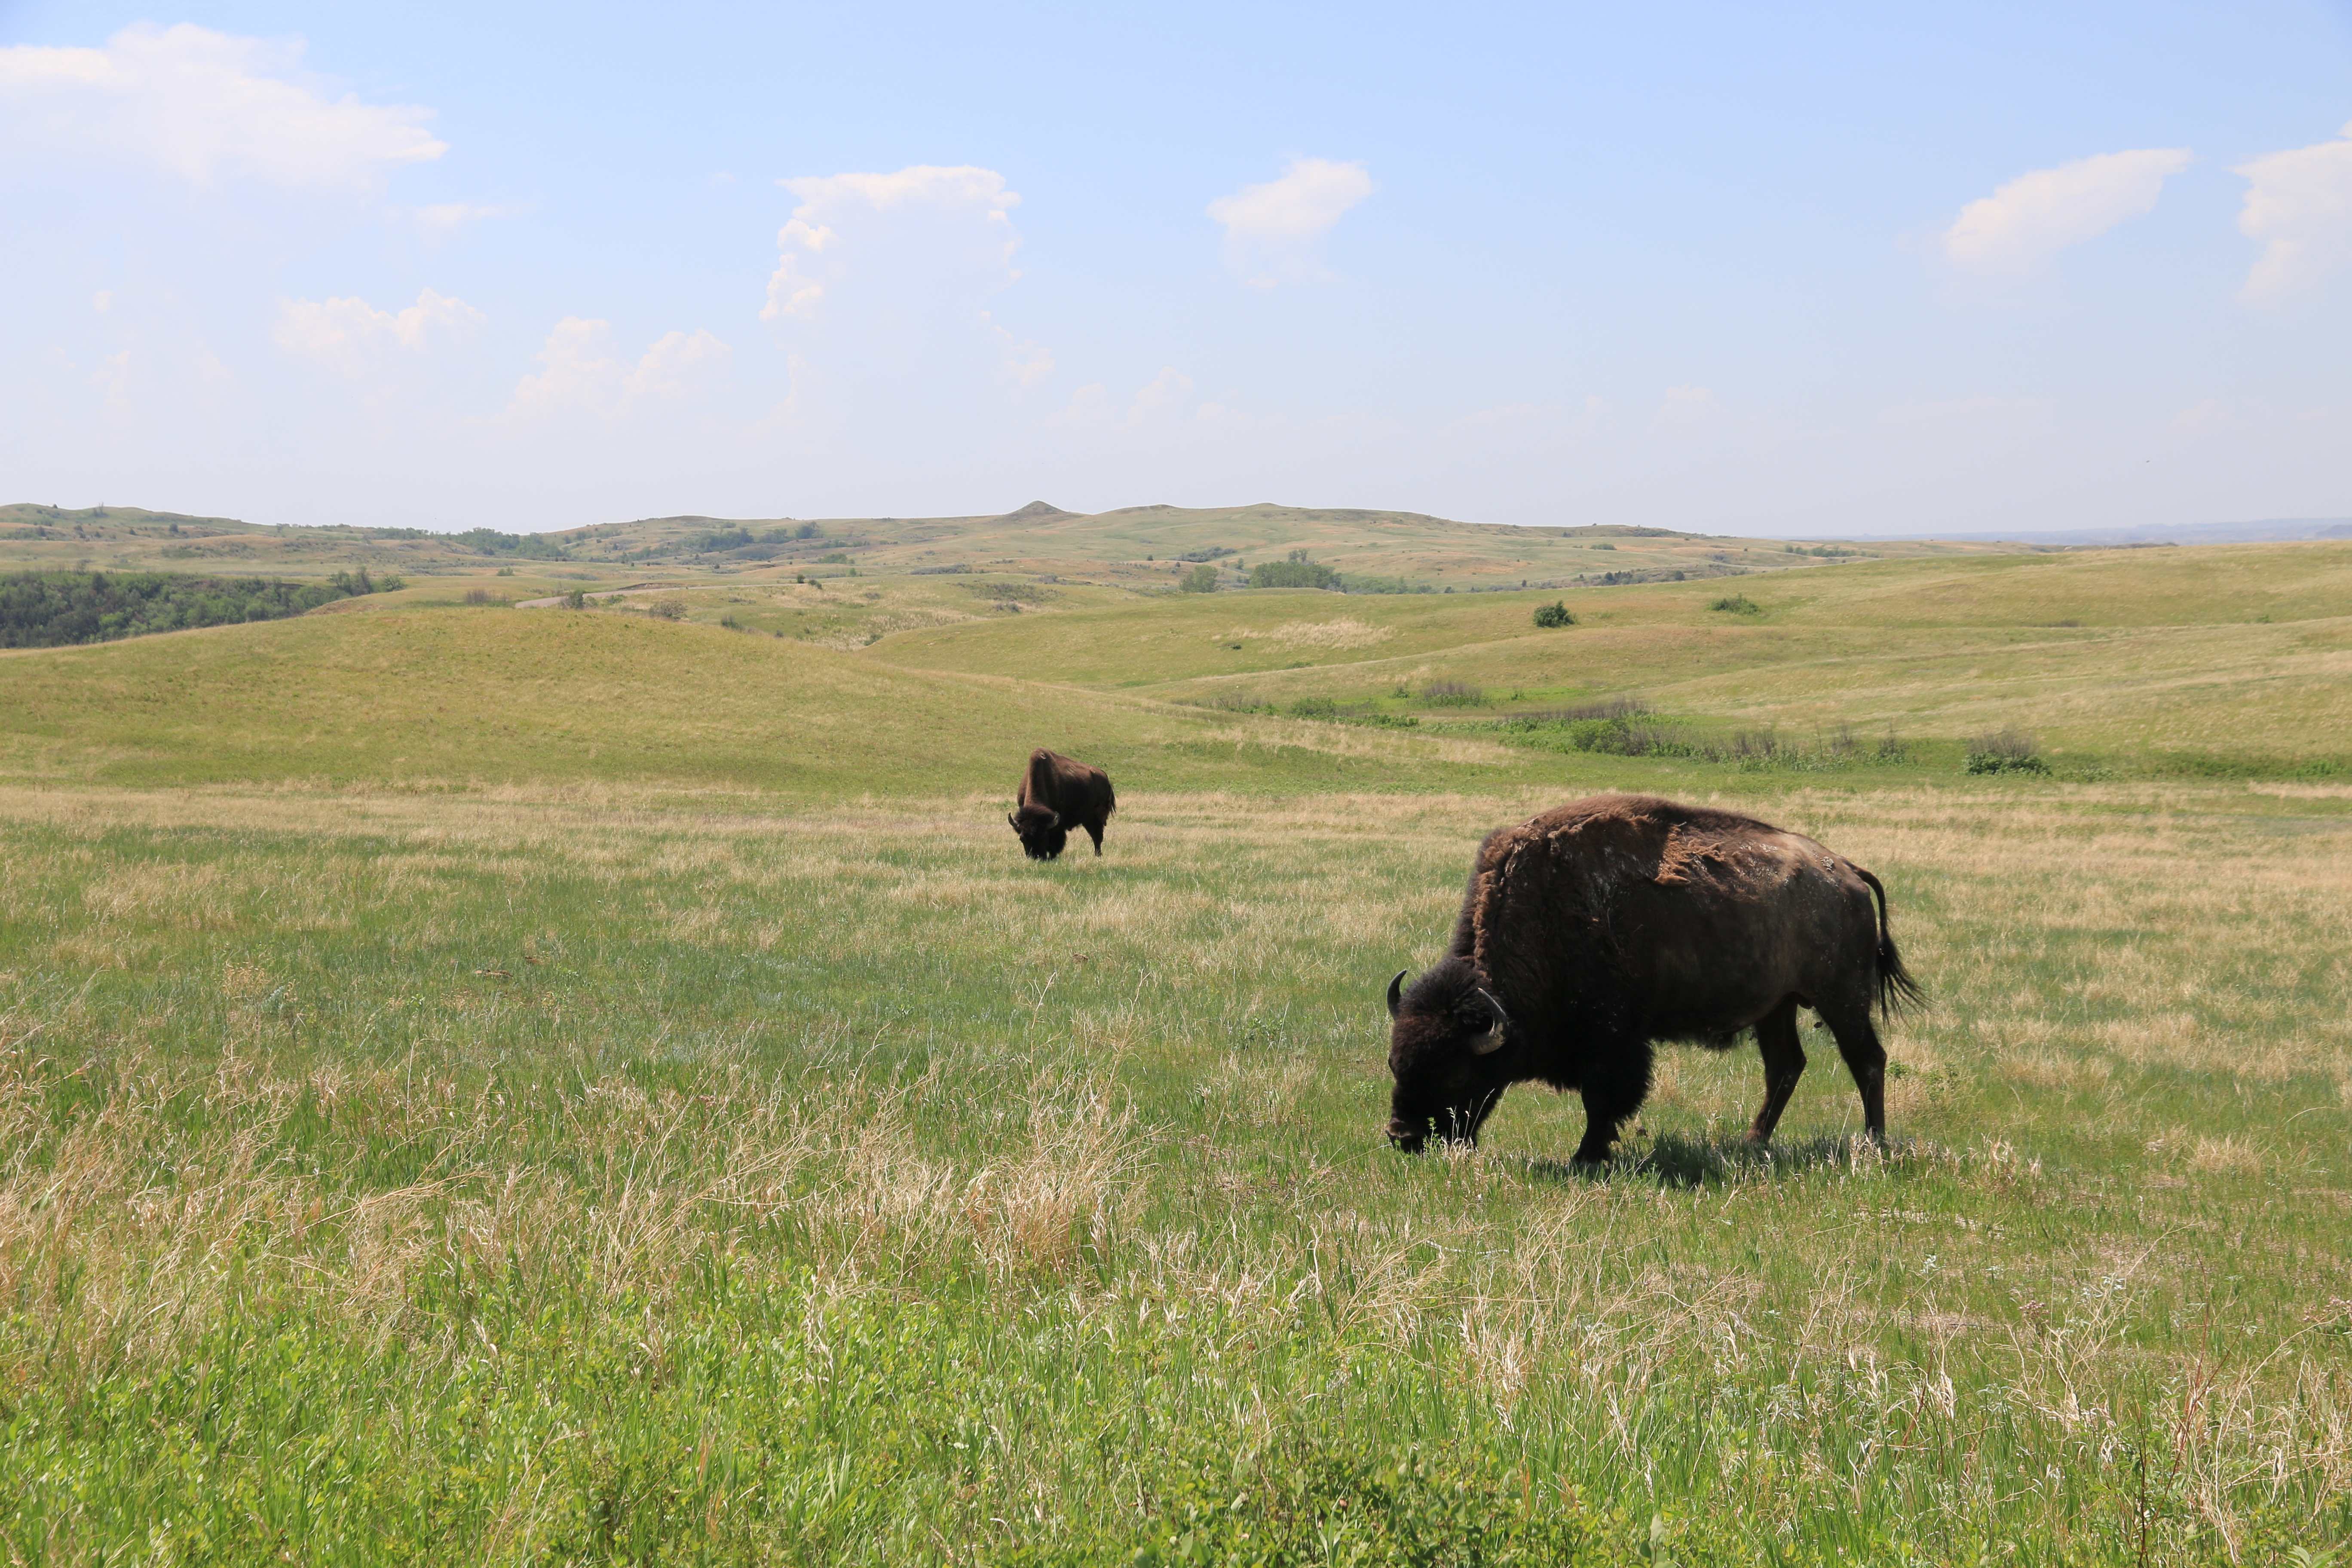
[762, 164, 1020, 322]
[273, 288, 484, 369]
[0, 22, 444, 187]
[2234, 122, 2352, 302]
[1207, 158, 1373, 286]
[1942, 148, 2190, 274]
[508, 318, 730, 418]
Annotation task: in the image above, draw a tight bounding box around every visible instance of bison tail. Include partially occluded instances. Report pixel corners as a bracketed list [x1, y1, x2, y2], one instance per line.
[1856, 866, 1924, 1017]
[1101, 775, 1116, 815]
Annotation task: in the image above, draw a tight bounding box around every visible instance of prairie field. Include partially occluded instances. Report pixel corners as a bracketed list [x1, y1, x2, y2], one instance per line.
[1, 543, 2349, 1564]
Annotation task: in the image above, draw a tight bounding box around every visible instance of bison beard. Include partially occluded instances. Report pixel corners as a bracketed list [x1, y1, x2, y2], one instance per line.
[1007, 749, 1116, 861]
[1385, 794, 1920, 1164]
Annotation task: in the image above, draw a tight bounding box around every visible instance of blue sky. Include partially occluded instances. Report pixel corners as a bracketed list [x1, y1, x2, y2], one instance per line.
[4, 1, 2349, 534]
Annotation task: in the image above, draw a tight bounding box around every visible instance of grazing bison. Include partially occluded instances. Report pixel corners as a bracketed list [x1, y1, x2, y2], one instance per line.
[1385, 794, 1919, 1163]
[1008, 749, 1116, 860]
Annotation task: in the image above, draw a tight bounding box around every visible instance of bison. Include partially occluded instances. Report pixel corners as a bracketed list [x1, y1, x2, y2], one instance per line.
[1385, 794, 1919, 1163]
[1008, 749, 1116, 860]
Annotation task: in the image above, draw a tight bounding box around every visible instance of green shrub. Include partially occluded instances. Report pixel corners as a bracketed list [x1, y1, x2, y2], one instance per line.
[1532, 600, 1575, 628]
[1710, 594, 1761, 616]
[1249, 550, 1340, 590]
[1179, 565, 1219, 594]
[1965, 729, 2050, 775]
[1421, 680, 1485, 706]
[452, 526, 569, 560]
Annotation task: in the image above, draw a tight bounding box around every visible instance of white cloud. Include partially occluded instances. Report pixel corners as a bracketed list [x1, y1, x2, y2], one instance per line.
[2234, 122, 2352, 302]
[0, 23, 444, 187]
[762, 164, 1020, 322]
[508, 318, 730, 418]
[1942, 148, 2190, 274]
[1207, 158, 1373, 286]
[273, 288, 484, 370]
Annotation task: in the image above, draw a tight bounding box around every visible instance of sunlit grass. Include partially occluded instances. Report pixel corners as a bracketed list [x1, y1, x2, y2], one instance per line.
[1, 780, 2346, 1563]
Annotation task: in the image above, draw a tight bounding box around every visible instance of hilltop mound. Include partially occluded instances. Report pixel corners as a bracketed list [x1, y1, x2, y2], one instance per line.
[992, 500, 1075, 523]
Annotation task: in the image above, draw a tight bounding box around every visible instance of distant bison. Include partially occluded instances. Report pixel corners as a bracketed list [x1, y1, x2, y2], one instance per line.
[1386, 794, 1919, 1163]
[1008, 749, 1116, 860]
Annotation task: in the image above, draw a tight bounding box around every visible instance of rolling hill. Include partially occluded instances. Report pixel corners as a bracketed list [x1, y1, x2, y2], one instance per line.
[2, 498, 2001, 590]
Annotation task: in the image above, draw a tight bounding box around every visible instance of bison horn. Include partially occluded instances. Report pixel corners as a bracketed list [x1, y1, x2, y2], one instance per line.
[1470, 987, 1510, 1054]
[1007, 811, 1019, 827]
[1386, 970, 1408, 1018]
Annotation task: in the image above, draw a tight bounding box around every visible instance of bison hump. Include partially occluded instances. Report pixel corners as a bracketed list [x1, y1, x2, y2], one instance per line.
[1466, 795, 1787, 968]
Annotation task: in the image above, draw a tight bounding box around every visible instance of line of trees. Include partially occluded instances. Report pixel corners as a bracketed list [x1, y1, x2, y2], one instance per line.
[0, 569, 401, 649]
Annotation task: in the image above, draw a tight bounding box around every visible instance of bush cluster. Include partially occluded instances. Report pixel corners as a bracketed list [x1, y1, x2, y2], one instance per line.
[0, 568, 401, 648]
[1499, 701, 1912, 771]
[1965, 729, 2051, 774]
[1532, 600, 1575, 628]
[452, 527, 570, 560]
[1249, 550, 1341, 590]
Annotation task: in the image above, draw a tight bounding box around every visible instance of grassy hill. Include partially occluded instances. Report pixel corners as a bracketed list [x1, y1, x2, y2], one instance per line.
[1, 531, 2347, 1561]
[546, 499, 2000, 588]
[869, 540, 2352, 777]
[6, 541, 2346, 786]
[1, 497, 2005, 591]
[0, 597, 1513, 794]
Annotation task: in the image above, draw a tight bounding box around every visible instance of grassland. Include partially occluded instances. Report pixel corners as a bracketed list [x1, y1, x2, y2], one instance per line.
[0, 536, 2347, 1564]
[1, 498, 1999, 593]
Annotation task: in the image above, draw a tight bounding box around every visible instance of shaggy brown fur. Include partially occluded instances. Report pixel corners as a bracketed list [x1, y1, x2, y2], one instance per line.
[1008, 749, 1116, 861]
[1385, 794, 1919, 1162]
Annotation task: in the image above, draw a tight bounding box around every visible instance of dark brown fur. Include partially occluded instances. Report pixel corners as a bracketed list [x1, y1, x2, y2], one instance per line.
[1385, 794, 1919, 1162]
[1008, 749, 1116, 860]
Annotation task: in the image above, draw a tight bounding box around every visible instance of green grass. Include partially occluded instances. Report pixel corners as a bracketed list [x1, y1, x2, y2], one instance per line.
[0, 600, 1517, 795]
[1, 546, 2349, 1562]
[1, 782, 2346, 1564]
[873, 543, 2352, 776]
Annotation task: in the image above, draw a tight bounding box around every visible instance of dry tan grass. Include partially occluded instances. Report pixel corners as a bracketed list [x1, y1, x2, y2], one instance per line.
[1220, 618, 1396, 652]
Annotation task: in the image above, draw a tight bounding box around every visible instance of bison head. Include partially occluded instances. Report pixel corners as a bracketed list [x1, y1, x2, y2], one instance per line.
[1384, 957, 1513, 1152]
[1008, 805, 1068, 861]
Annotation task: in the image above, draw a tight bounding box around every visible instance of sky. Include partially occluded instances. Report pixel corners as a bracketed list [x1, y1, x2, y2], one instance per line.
[3, 1, 2349, 536]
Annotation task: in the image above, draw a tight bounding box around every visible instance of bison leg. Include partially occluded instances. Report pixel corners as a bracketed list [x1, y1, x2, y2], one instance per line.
[1572, 1041, 1652, 1164]
[1084, 817, 1104, 855]
[1746, 999, 1807, 1146]
[1821, 1006, 1888, 1144]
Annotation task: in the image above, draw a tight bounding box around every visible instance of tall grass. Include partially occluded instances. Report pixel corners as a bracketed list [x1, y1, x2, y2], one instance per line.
[0, 782, 2346, 1562]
